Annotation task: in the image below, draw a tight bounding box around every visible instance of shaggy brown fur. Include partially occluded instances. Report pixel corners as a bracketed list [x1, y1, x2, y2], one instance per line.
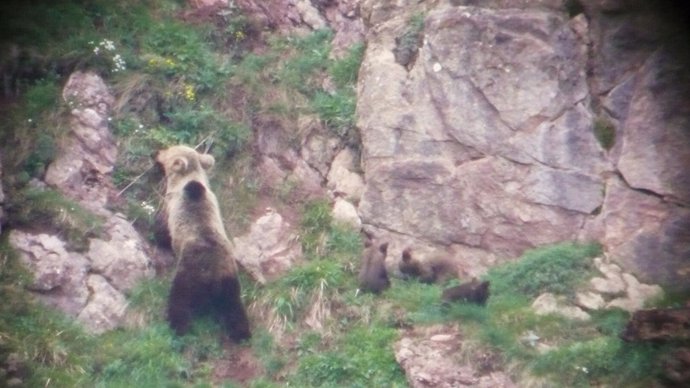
[441, 279, 490, 306]
[156, 145, 250, 341]
[358, 240, 390, 293]
[399, 247, 457, 284]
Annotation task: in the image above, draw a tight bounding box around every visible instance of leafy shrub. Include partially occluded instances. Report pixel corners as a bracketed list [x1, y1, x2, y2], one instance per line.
[282, 260, 346, 291]
[300, 199, 333, 258]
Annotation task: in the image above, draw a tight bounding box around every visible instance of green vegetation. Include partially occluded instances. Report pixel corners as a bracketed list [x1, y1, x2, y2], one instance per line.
[293, 325, 405, 387]
[0, 240, 224, 387]
[488, 242, 601, 298]
[593, 115, 616, 151]
[7, 187, 104, 251]
[0, 1, 682, 387]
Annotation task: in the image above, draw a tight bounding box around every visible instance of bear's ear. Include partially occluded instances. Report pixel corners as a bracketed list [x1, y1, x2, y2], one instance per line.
[171, 157, 188, 173]
[379, 242, 389, 255]
[401, 248, 412, 262]
[199, 153, 215, 170]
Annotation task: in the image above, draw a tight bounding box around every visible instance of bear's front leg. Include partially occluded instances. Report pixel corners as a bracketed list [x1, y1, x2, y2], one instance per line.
[167, 273, 196, 335]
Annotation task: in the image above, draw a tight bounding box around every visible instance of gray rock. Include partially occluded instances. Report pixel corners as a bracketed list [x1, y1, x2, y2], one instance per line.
[327, 148, 364, 202]
[356, 2, 690, 292]
[9, 231, 90, 316]
[617, 49, 690, 205]
[606, 273, 664, 313]
[357, 6, 606, 270]
[87, 214, 154, 293]
[77, 274, 128, 333]
[45, 71, 117, 214]
[532, 293, 591, 321]
[300, 115, 340, 177]
[395, 324, 516, 388]
[584, 176, 690, 288]
[332, 197, 361, 229]
[232, 209, 302, 284]
[575, 291, 606, 311]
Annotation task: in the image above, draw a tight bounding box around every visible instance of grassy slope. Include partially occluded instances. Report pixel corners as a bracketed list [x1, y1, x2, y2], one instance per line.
[0, 1, 684, 387]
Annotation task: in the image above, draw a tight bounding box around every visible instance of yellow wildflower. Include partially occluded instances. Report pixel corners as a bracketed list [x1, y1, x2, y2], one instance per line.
[183, 83, 196, 102]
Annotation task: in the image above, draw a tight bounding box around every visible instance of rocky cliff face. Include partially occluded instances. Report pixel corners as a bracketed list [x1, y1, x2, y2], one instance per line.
[8, 72, 155, 333]
[355, 0, 690, 290]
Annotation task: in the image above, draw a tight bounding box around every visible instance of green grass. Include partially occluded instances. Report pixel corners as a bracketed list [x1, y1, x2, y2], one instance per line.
[487, 242, 601, 298]
[293, 325, 406, 387]
[530, 337, 663, 387]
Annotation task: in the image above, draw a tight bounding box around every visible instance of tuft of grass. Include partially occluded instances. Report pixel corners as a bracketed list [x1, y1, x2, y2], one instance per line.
[126, 276, 171, 322]
[593, 116, 616, 151]
[329, 43, 365, 89]
[487, 242, 601, 298]
[300, 199, 334, 258]
[311, 90, 356, 139]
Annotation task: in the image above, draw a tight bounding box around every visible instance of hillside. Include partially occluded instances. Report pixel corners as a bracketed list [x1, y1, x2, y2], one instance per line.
[0, 0, 689, 387]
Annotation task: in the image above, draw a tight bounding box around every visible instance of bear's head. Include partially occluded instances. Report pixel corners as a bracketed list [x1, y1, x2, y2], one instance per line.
[154, 145, 215, 192]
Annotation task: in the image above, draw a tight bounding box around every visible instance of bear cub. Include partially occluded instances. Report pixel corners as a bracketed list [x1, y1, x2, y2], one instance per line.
[358, 239, 390, 293]
[441, 279, 490, 306]
[155, 145, 250, 341]
[399, 247, 457, 284]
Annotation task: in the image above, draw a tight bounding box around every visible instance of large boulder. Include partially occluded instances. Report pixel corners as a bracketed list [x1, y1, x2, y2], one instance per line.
[8, 230, 136, 333]
[232, 208, 302, 284]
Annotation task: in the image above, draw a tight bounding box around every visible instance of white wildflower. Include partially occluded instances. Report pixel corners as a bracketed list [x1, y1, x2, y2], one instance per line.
[101, 39, 115, 51]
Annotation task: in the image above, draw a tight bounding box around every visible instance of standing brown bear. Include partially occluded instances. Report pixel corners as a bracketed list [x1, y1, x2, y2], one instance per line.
[155, 145, 250, 341]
